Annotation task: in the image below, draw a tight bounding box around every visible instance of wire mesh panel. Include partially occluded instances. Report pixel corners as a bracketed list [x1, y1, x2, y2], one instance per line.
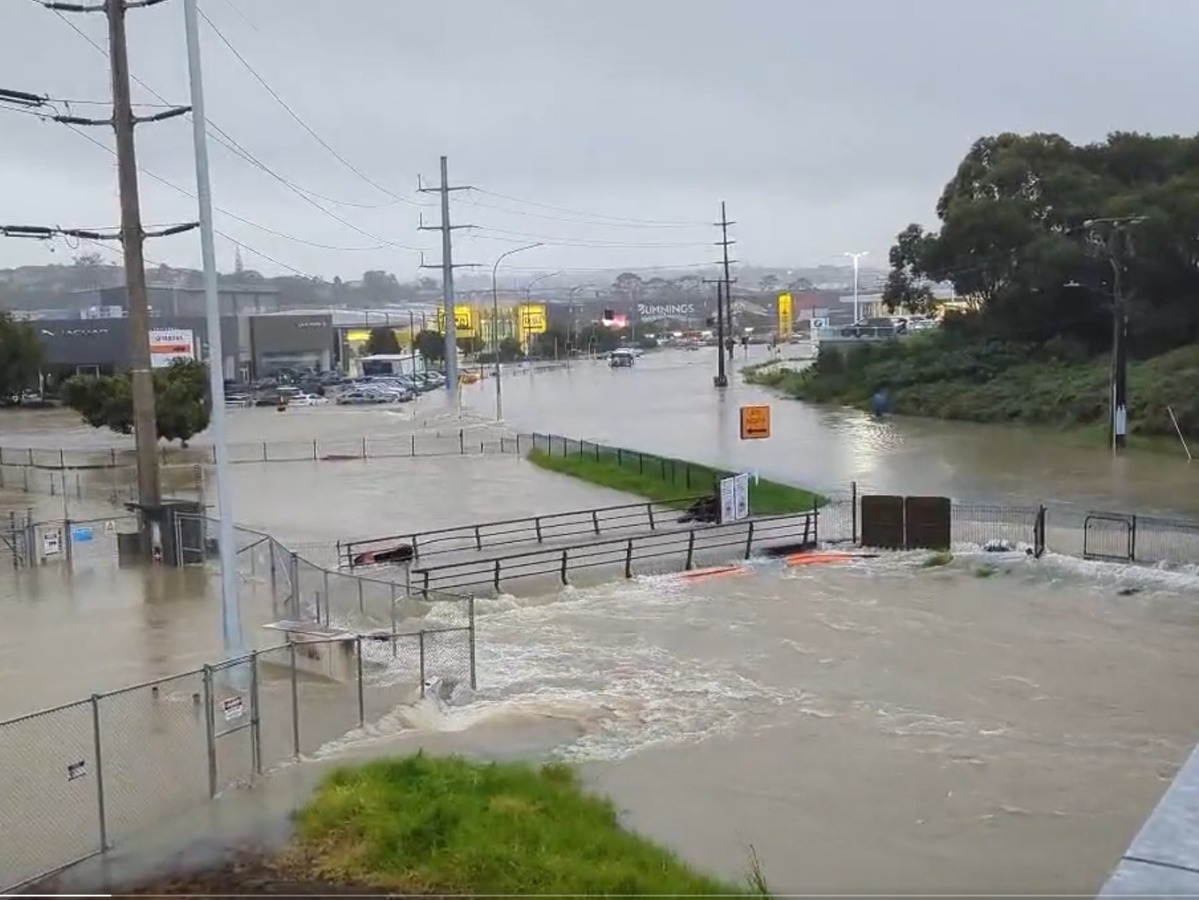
[0, 700, 101, 890]
[210, 658, 256, 795]
[1131, 516, 1199, 566]
[1083, 514, 1135, 562]
[271, 541, 298, 618]
[254, 644, 301, 772]
[951, 504, 1042, 550]
[290, 639, 362, 757]
[421, 628, 473, 685]
[817, 491, 857, 544]
[360, 634, 422, 724]
[96, 670, 209, 845]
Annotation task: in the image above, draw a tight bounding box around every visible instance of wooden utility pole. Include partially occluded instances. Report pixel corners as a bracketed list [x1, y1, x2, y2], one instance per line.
[108, 0, 162, 513]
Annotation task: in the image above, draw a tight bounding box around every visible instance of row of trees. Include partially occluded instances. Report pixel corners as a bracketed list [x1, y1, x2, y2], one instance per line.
[883, 131, 1199, 357]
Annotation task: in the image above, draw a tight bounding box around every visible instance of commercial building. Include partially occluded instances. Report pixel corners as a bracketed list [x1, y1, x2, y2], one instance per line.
[35, 312, 333, 383]
[68, 284, 283, 319]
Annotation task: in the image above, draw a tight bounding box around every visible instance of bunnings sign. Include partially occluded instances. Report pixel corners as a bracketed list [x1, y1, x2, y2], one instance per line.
[634, 302, 697, 323]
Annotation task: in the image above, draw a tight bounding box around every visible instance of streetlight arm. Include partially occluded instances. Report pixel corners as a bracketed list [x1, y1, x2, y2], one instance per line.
[490, 242, 542, 422]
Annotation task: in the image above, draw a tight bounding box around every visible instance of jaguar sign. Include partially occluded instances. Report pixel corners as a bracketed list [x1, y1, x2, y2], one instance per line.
[634, 303, 697, 323]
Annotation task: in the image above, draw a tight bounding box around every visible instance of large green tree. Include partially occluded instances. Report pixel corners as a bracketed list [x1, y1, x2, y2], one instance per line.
[413, 329, 445, 362]
[61, 358, 211, 446]
[0, 311, 45, 402]
[883, 131, 1199, 354]
[365, 326, 402, 355]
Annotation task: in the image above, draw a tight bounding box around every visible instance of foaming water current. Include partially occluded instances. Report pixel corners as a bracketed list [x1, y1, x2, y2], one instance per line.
[315, 551, 1199, 893]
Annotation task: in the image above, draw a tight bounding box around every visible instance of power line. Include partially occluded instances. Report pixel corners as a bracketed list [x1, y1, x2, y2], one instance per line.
[196, 4, 421, 207]
[56, 119, 417, 254]
[35, 0, 412, 217]
[502, 260, 717, 273]
[467, 225, 713, 249]
[471, 187, 708, 228]
[458, 192, 708, 231]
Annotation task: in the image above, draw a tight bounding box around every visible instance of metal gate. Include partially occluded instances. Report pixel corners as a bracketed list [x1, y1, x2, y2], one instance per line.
[1083, 514, 1135, 562]
[205, 658, 260, 796]
[904, 496, 952, 550]
[860, 495, 905, 549]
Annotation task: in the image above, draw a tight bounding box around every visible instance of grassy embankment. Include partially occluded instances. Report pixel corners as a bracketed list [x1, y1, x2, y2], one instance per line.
[526, 443, 824, 514]
[744, 335, 1199, 449]
[266, 754, 767, 895]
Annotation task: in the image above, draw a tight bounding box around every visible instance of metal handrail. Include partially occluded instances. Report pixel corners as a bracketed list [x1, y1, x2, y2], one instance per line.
[340, 495, 704, 568]
[413, 510, 818, 594]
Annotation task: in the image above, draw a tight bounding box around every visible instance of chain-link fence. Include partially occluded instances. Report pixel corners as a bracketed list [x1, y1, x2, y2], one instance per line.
[0, 628, 472, 892]
[0, 430, 529, 474]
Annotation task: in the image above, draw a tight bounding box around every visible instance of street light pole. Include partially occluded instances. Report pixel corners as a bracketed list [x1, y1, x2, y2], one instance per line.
[522, 270, 560, 356]
[491, 242, 542, 421]
[844, 251, 869, 323]
[184, 0, 243, 669]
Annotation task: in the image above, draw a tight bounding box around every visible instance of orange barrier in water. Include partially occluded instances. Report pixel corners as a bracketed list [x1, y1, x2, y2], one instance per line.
[679, 564, 747, 581]
[784, 550, 856, 567]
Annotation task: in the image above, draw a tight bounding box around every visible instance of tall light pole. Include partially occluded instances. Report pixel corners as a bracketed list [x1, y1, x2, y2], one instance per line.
[184, 0, 243, 669]
[844, 251, 869, 323]
[522, 271, 560, 356]
[566, 284, 586, 366]
[525, 271, 560, 303]
[491, 243, 542, 420]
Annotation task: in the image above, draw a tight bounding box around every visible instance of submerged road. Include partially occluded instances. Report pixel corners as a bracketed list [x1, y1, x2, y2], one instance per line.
[458, 347, 1199, 518]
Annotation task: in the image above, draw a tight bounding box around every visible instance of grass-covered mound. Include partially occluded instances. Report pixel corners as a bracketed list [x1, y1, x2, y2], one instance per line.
[287, 754, 765, 895]
[526, 445, 824, 514]
[745, 334, 1199, 442]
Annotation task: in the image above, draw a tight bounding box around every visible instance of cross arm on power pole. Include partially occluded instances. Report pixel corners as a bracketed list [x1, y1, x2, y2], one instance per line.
[417, 215, 475, 232]
[0, 86, 189, 127]
[416, 177, 473, 194]
[0, 221, 197, 241]
[41, 0, 171, 9]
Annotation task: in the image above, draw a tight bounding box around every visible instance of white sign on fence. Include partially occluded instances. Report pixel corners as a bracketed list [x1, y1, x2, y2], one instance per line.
[222, 695, 245, 722]
[149, 328, 196, 369]
[733, 472, 751, 521]
[718, 473, 752, 525]
[41, 528, 62, 557]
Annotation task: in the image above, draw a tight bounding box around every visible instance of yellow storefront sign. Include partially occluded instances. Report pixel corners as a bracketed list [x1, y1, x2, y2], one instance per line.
[435, 305, 478, 340]
[516, 304, 548, 343]
[777, 293, 794, 337]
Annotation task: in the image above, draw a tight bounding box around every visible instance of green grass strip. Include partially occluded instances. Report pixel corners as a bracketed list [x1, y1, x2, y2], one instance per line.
[526, 445, 824, 514]
[292, 754, 769, 895]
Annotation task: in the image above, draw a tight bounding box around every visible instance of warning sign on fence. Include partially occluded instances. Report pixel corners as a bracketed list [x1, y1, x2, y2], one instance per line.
[222, 695, 245, 722]
[41, 528, 62, 557]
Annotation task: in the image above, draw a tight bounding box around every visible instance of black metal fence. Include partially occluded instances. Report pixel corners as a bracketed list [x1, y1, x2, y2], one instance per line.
[1081, 511, 1199, 565]
[529, 432, 726, 494]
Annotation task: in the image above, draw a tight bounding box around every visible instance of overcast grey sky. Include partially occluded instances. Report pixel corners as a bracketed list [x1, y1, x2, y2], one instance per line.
[2, 0, 1197, 281]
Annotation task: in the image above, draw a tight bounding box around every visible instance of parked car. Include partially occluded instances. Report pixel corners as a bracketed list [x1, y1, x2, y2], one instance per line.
[336, 390, 391, 405]
[290, 393, 330, 407]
